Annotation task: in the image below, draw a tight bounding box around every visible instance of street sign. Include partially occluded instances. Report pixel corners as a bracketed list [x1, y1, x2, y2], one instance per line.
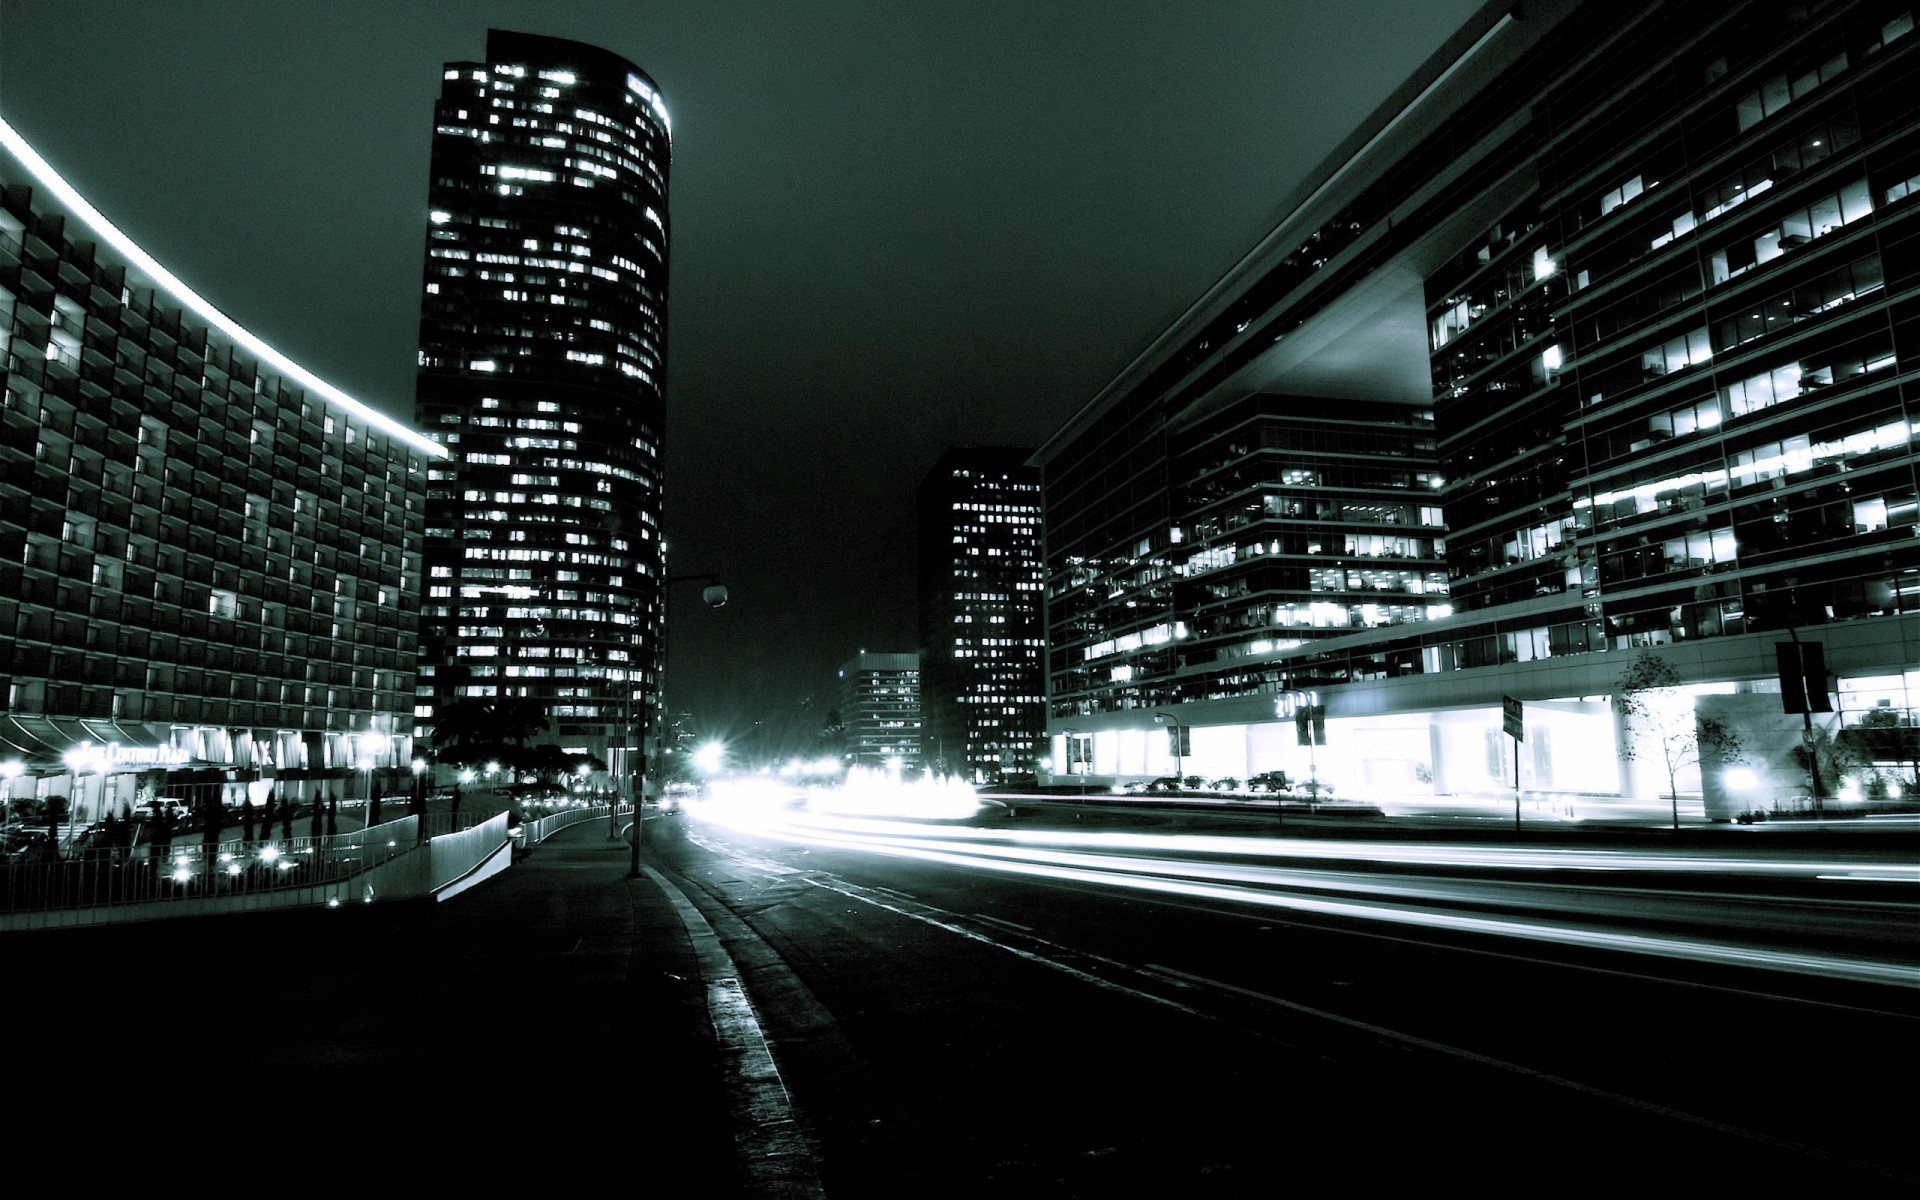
[1775, 640, 1832, 713]
[1295, 705, 1326, 746]
[1502, 695, 1524, 742]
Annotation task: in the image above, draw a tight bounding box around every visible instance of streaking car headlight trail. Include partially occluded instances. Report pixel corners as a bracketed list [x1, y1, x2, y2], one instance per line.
[682, 789, 1919, 991]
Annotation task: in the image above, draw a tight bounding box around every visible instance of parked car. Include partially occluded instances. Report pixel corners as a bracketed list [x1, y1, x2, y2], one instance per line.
[1247, 771, 1291, 793]
[1127, 776, 1183, 794]
[139, 798, 193, 823]
[0, 827, 56, 862]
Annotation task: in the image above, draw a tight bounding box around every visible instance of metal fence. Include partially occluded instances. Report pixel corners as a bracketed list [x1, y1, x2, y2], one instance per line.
[516, 801, 630, 849]
[0, 814, 424, 916]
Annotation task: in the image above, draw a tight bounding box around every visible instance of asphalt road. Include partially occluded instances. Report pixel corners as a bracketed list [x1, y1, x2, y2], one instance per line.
[646, 798, 1919, 1195]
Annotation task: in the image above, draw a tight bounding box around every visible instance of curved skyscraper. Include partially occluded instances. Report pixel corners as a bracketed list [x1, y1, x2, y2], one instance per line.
[413, 29, 671, 782]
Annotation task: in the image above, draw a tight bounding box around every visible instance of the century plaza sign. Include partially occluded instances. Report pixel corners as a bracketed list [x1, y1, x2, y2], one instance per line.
[104, 742, 190, 768]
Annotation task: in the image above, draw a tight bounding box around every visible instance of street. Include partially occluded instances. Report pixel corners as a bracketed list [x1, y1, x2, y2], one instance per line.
[646, 793, 1919, 1195]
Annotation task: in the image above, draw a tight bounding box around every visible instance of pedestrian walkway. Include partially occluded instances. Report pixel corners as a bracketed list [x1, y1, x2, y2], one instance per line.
[8, 814, 752, 1193]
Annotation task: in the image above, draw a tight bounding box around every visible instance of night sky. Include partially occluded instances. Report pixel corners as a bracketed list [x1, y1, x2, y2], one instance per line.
[0, 0, 1484, 755]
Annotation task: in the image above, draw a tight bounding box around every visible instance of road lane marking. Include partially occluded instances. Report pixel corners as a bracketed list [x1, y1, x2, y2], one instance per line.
[819, 857, 1913, 1186]
[1139, 963, 1914, 1184]
[973, 914, 1034, 934]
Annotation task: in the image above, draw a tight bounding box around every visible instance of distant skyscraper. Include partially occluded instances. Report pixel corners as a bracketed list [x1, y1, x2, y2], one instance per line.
[413, 30, 672, 779]
[916, 447, 1046, 783]
[836, 652, 922, 772]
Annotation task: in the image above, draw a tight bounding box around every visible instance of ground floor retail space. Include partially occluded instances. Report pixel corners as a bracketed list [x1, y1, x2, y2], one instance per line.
[0, 715, 421, 831]
[1050, 666, 1918, 821]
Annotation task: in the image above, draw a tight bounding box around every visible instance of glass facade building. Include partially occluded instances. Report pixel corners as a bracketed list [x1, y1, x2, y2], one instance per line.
[0, 118, 438, 826]
[836, 652, 923, 772]
[1033, 0, 1920, 816]
[916, 446, 1046, 783]
[413, 30, 673, 780]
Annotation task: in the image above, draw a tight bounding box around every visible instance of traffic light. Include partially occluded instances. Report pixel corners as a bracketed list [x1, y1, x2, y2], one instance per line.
[1776, 641, 1832, 714]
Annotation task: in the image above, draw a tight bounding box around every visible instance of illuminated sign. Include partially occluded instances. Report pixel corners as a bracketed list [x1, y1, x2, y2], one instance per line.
[107, 742, 191, 768]
[1273, 689, 1320, 719]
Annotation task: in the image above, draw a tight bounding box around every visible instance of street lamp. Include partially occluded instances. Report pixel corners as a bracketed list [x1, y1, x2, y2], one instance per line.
[359, 731, 389, 827]
[693, 741, 726, 775]
[411, 757, 428, 842]
[629, 573, 728, 877]
[63, 742, 110, 846]
[0, 758, 21, 832]
[1153, 712, 1184, 788]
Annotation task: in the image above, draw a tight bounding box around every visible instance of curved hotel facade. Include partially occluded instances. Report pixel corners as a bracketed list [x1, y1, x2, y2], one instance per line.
[1035, 0, 1920, 817]
[0, 118, 440, 827]
[413, 30, 672, 783]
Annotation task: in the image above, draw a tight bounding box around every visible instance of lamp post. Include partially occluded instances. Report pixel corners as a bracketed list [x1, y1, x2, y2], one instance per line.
[358, 731, 389, 828]
[63, 742, 109, 850]
[1153, 712, 1184, 788]
[1, 758, 21, 831]
[629, 573, 728, 877]
[411, 757, 427, 842]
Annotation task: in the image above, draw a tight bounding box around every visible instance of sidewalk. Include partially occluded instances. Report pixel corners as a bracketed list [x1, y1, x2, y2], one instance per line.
[6, 812, 746, 1194]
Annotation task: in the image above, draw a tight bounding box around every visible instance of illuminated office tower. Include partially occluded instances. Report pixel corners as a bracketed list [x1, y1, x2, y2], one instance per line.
[836, 652, 923, 773]
[413, 30, 672, 777]
[1034, 0, 1920, 814]
[916, 446, 1046, 783]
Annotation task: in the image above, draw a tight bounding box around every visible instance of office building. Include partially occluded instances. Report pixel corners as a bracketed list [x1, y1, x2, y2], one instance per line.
[413, 30, 673, 782]
[836, 652, 922, 772]
[1033, 0, 1920, 817]
[916, 446, 1046, 783]
[0, 117, 438, 825]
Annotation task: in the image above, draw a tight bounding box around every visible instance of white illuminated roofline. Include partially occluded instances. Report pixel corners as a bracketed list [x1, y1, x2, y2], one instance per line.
[0, 116, 446, 460]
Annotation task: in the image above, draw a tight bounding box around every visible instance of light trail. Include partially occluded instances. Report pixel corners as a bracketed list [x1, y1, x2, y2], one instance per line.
[683, 795, 1920, 989]
[689, 793, 1920, 882]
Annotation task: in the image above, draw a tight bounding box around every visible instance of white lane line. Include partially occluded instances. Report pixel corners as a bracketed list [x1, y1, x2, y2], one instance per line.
[1141, 963, 1912, 1182]
[803, 864, 1910, 1185]
[974, 914, 1035, 934]
[643, 866, 827, 1200]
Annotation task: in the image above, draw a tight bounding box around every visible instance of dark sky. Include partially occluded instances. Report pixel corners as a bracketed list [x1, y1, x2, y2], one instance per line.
[0, 0, 1484, 754]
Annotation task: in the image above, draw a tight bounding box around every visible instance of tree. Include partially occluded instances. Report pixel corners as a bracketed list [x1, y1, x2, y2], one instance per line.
[1616, 651, 1744, 829]
[429, 697, 550, 769]
[149, 805, 173, 865]
[1789, 726, 1865, 810]
[1838, 708, 1920, 799]
[200, 791, 224, 868]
